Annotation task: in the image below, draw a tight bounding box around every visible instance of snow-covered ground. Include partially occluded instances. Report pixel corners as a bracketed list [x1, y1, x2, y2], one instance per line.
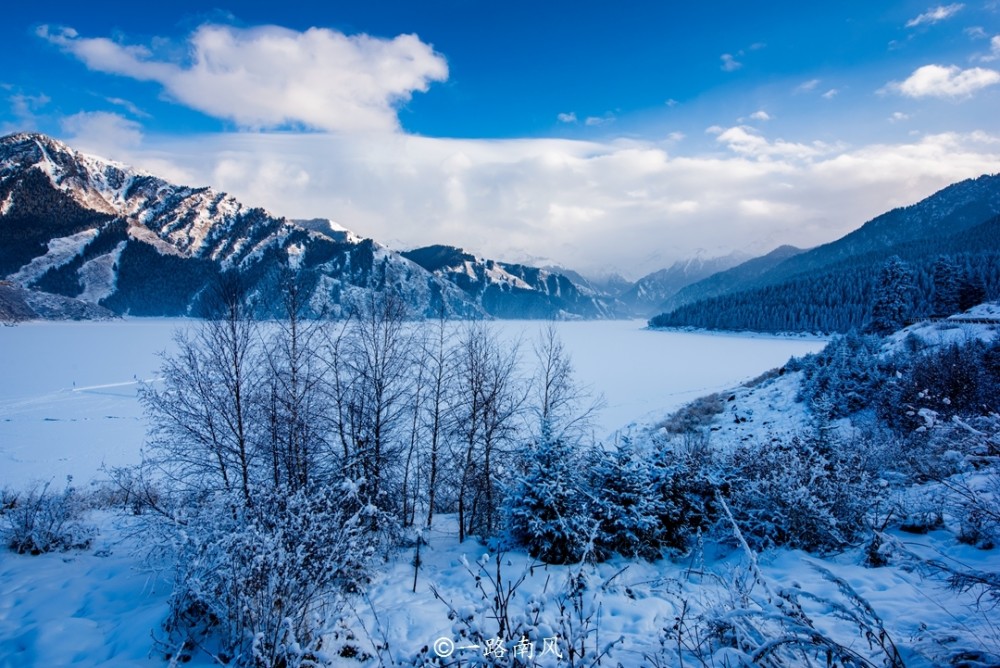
[4, 317, 999, 667]
[537, 320, 825, 437]
[3, 505, 996, 667]
[0, 511, 172, 667]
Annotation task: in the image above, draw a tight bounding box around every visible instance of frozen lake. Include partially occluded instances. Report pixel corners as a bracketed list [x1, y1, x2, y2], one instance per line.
[0, 319, 826, 487]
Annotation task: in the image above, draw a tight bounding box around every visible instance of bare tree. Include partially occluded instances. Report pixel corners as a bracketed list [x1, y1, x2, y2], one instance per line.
[400, 328, 427, 527]
[421, 310, 456, 527]
[532, 323, 604, 442]
[452, 322, 526, 541]
[141, 275, 262, 506]
[327, 290, 419, 515]
[261, 274, 331, 493]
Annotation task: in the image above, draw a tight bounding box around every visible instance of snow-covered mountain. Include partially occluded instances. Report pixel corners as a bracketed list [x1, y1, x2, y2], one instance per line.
[659, 244, 806, 312]
[401, 245, 624, 319]
[0, 280, 115, 322]
[620, 252, 750, 316]
[0, 133, 613, 319]
[540, 267, 634, 299]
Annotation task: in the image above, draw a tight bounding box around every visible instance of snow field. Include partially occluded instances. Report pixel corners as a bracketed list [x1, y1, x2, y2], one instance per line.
[6, 317, 998, 666]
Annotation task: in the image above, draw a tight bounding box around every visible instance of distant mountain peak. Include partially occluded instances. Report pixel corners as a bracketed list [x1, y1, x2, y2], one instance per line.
[619, 251, 751, 316]
[292, 218, 364, 245]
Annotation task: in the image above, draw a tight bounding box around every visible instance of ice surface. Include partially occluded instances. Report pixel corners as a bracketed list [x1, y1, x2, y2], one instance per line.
[0, 319, 823, 486]
[0, 320, 184, 487]
[497, 320, 826, 438]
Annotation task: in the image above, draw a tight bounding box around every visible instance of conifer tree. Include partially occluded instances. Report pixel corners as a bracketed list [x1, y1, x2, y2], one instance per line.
[867, 256, 915, 335]
[932, 255, 961, 316]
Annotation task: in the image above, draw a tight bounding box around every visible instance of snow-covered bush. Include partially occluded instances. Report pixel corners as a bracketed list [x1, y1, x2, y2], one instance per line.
[649, 501, 905, 668]
[420, 553, 621, 668]
[882, 340, 1000, 434]
[797, 331, 885, 419]
[689, 564, 903, 667]
[723, 436, 880, 552]
[422, 551, 549, 667]
[589, 441, 665, 561]
[942, 446, 1000, 549]
[648, 441, 718, 555]
[507, 432, 597, 564]
[508, 434, 702, 564]
[1, 479, 95, 555]
[165, 484, 390, 667]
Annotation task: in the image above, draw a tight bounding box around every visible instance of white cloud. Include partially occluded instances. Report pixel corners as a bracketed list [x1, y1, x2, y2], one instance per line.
[666, 131, 685, 142]
[884, 64, 1000, 98]
[585, 113, 615, 126]
[906, 3, 964, 27]
[720, 53, 742, 72]
[966, 26, 988, 39]
[665, 98, 679, 107]
[795, 79, 821, 93]
[750, 110, 771, 121]
[739, 198, 799, 217]
[822, 88, 839, 99]
[889, 111, 910, 123]
[4, 92, 50, 132]
[715, 125, 833, 160]
[982, 35, 1000, 62]
[557, 112, 578, 123]
[105, 97, 149, 118]
[60, 111, 144, 150]
[39, 23, 448, 132]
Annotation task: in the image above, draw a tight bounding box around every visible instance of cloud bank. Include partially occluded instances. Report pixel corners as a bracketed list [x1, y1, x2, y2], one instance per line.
[39, 21, 1000, 279]
[62, 124, 1000, 278]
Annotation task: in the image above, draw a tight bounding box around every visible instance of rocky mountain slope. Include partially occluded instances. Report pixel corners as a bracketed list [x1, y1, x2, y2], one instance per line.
[0, 133, 611, 319]
[401, 245, 623, 319]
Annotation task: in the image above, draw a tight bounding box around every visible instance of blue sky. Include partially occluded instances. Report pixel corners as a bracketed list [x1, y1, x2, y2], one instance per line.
[2, 1, 999, 277]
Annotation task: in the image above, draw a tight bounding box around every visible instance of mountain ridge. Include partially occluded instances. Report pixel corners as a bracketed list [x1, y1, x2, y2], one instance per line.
[651, 174, 1000, 332]
[0, 133, 618, 320]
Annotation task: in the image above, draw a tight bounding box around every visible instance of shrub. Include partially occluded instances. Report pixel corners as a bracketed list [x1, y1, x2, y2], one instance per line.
[589, 441, 663, 561]
[723, 436, 881, 552]
[1, 479, 95, 555]
[797, 331, 885, 419]
[648, 442, 718, 555]
[658, 393, 725, 435]
[877, 339, 1000, 434]
[164, 484, 390, 667]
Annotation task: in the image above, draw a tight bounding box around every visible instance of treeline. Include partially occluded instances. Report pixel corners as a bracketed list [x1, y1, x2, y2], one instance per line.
[651, 215, 1000, 333]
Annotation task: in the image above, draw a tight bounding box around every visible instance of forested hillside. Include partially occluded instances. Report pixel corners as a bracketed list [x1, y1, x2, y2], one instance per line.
[651, 214, 1000, 333]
